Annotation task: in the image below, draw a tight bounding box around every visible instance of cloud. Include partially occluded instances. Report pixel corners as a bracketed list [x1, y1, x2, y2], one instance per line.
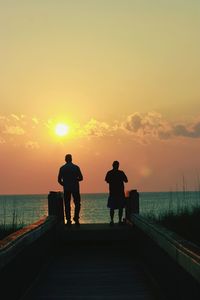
[122, 112, 200, 140]
[123, 112, 170, 139]
[172, 121, 200, 138]
[0, 114, 39, 146]
[81, 118, 112, 137]
[11, 114, 20, 121]
[0, 113, 41, 135]
[79, 114, 200, 141]
[0, 114, 25, 136]
[1, 112, 200, 148]
[32, 117, 39, 124]
[25, 141, 40, 149]
[125, 113, 142, 132]
[3, 125, 25, 135]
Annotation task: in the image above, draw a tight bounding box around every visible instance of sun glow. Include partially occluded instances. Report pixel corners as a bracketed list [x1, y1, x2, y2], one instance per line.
[55, 123, 70, 136]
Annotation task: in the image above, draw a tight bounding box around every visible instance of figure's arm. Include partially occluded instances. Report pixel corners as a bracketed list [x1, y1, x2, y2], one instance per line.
[58, 169, 64, 186]
[77, 167, 83, 181]
[105, 172, 110, 183]
[123, 172, 128, 183]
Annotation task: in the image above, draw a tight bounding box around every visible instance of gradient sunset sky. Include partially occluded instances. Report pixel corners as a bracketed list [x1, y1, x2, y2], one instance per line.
[1, 1, 200, 194]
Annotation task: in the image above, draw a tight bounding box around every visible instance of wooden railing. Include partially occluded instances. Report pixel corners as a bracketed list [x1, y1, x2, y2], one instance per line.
[0, 191, 65, 272]
[125, 189, 200, 287]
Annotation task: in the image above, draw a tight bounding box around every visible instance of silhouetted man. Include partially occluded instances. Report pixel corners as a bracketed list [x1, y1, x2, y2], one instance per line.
[105, 161, 128, 226]
[58, 154, 83, 226]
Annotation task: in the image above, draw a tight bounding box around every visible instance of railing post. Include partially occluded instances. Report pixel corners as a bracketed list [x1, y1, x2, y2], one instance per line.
[48, 191, 65, 224]
[125, 189, 139, 223]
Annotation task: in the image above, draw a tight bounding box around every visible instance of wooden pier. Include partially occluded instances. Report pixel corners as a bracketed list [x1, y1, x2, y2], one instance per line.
[1, 191, 200, 300]
[21, 223, 158, 300]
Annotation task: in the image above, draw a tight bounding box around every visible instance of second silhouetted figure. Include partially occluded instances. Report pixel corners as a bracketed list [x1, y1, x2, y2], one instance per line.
[105, 161, 128, 226]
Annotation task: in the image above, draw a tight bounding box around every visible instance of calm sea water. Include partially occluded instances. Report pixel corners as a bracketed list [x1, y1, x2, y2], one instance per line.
[0, 191, 200, 226]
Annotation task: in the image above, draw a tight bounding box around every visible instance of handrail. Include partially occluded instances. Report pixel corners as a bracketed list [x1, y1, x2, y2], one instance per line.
[132, 214, 200, 284]
[0, 216, 57, 270]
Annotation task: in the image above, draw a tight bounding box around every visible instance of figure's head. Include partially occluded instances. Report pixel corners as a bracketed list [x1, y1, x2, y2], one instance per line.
[112, 160, 119, 170]
[65, 154, 72, 163]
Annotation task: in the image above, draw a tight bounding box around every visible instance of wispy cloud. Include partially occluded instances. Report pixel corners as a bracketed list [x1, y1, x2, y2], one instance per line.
[81, 119, 113, 137]
[25, 141, 40, 149]
[3, 125, 25, 135]
[0, 114, 26, 136]
[0, 114, 39, 146]
[10, 114, 20, 121]
[32, 117, 39, 124]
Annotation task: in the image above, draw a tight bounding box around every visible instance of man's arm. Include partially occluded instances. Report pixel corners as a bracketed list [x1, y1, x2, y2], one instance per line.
[105, 172, 110, 183]
[122, 172, 128, 183]
[77, 167, 83, 181]
[58, 168, 64, 186]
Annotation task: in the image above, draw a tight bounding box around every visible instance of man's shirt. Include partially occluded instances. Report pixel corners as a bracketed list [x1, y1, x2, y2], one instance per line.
[105, 169, 128, 196]
[58, 162, 83, 191]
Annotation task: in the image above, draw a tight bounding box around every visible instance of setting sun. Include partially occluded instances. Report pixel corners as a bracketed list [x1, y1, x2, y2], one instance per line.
[55, 123, 69, 136]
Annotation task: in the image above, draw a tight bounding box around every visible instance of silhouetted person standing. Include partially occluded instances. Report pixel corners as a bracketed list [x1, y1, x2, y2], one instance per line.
[105, 161, 128, 226]
[58, 154, 83, 226]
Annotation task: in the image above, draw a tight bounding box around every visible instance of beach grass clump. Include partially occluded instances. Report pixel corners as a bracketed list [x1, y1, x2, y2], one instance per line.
[0, 223, 24, 240]
[0, 210, 25, 240]
[156, 207, 200, 247]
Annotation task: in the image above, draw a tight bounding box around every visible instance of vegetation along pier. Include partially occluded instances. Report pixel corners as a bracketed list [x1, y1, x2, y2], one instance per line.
[0, 191, 200, 299]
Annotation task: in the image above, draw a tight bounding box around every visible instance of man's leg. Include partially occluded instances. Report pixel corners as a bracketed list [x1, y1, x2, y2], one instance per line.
[118, 208, 123, 224]
[110, 209, 114, 225]
[72, 190, 81, 224]
[64, 190, 71, 224]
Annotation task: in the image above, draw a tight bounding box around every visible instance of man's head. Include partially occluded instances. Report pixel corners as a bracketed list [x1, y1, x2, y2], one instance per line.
[65, 154, 72, 163]
[112, 160, 119, 170]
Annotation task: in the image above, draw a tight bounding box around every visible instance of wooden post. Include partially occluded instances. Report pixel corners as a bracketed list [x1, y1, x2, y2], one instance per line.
[125, 189, 139, 222]
[48, 191, 64, 223]
[129, 189, 139, 213]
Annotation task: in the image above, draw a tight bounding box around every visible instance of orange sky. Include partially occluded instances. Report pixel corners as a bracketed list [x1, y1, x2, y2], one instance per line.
[1, 1, 200, 194]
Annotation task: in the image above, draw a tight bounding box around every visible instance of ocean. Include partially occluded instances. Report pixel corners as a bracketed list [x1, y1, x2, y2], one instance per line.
[0, 191, 200, 226]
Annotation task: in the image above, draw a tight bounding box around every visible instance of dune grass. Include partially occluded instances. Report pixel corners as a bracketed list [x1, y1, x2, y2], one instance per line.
[156, 207, 200, 247]
[0, 224, 24, 240]
[0, 210, 25, 240]
[142, 176, 200, 246]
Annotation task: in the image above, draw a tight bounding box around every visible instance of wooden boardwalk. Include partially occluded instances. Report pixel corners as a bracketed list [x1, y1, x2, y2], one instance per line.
[21, 224, 160, 300]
